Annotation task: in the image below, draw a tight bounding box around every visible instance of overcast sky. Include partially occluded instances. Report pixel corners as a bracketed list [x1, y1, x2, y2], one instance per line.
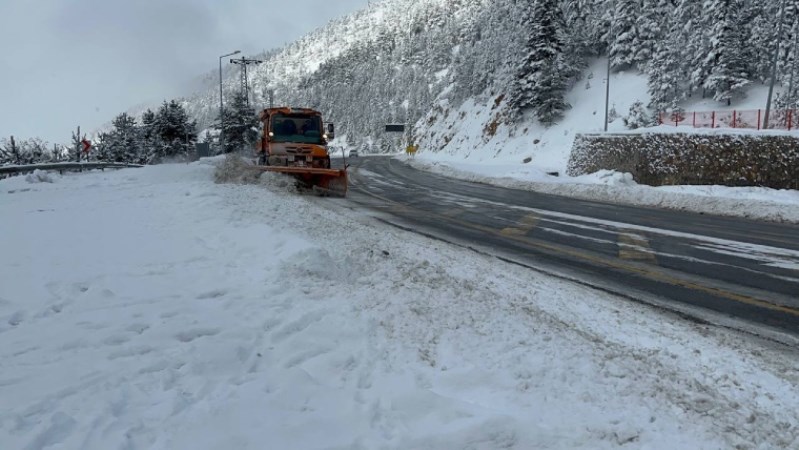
[0, 0, 371, 143]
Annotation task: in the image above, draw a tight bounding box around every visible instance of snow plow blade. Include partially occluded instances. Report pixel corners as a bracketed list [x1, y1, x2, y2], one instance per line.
[251, 166, 348, 197]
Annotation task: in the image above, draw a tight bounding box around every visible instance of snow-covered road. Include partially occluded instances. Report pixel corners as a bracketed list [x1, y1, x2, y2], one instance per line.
[1, 159, 798, 449]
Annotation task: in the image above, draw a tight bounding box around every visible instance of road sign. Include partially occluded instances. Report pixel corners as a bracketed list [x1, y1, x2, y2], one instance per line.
[385, 124, 405, 132]
[81, 139, 91, 153]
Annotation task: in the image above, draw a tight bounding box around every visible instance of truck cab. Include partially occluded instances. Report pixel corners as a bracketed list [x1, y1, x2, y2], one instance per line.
[257, 107, 335, 168]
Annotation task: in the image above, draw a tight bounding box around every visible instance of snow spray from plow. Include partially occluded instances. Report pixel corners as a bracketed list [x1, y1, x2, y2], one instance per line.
[246, 165, 348, 197]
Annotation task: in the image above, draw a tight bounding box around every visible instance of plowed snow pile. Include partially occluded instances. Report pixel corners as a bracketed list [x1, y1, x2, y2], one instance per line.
[1, 157, 797, 449]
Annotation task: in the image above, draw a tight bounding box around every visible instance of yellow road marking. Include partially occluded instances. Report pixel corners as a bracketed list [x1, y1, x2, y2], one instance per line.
[500, 214, 539, 237]
[439, 208, 463, 218]
[619, 233, 657, 263]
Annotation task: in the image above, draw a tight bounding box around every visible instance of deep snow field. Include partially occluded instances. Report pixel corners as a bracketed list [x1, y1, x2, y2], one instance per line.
[1, 158, 798, 449]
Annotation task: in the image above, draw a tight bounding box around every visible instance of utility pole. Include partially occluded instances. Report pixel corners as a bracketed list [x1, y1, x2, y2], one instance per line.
[269, 89, 274, 108]
[764, 0, 788, 129]
[230, 56, 263, 106]
[219, 50, 240, 154]
[75, 126, 81, 162]
[604, 0, 616, 132]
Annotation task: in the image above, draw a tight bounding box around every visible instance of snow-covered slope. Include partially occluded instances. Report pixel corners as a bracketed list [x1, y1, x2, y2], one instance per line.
[183, 0, 489, 130]
[2, 160, 799, 448]
[416, 58, 653, 172]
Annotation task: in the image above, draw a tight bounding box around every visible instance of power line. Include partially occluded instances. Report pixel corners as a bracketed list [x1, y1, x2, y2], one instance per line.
[229, 56, 263, 106]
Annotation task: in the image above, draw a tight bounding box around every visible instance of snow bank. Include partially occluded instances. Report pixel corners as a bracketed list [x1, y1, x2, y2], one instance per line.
[2, 162, 798, 449]
[213, 154, 299, 193]
[403, 156, 799, 223]
[24, 169, 55, 183]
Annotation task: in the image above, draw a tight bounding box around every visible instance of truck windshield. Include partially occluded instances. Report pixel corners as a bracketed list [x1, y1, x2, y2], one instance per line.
[271, 114, 323, 143]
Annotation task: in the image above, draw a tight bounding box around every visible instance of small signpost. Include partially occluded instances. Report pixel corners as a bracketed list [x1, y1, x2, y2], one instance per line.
[385, 124, 405, 133]
[81, 139, 92, 154]
[386, 124, 417, 156]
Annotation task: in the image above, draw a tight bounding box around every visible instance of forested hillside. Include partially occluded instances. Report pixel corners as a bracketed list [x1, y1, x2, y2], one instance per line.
[179, 0, 799, 151]
[177, 0, 799, 152]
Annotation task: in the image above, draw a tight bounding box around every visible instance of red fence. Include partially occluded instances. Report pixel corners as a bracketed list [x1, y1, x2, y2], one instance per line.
[658, 109, 799, 131]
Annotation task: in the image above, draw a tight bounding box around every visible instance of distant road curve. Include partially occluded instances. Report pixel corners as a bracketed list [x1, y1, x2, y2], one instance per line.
[342, 156, 799, 344]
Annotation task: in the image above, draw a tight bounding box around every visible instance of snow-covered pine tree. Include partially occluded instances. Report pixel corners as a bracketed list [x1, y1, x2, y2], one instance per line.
[746, 3, 776, 82]
[155, 100, 197, 159]
[70, 128, 83, 162]
[623, 100, 654, 129]
[635, 0, 670, 71]
[673, 0, 712, 97]
[563, 0, 591, 55]
[220, 91, 258, 154]
[560, 0, 592, 81]
[14, 140, 34, 165]
[0, 137, 50, 165]
[93, 131, 112, 162]
[0, 138, 16, 165]
[106, 113, 140, 163]
[609, 0, 640, 70]
[782, 2, 799, 105]
[647, 6, 684, 110]
[139, 109, 159, 163]
[509, 0, 570, 125]
[702, 0, 751, 105]
[29, 139, 48, 164]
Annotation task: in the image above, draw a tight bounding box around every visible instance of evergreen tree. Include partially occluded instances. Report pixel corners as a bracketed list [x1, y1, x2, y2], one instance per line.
[155, 100, 197, 159]
[94, 131, 112, 162]
[671, 0, 711, 96]
[609, 0, 639, 70]
[635, 0, 670, 70]
[0, 138, 18, 165]
[702, 0, 751, 104]
[509, 0, 570, 125]
[71, 128, 84, 162]
[560, 0, 591, 81]
[219, 91, 259, 154]
[563, 0, 591, 55]
[741, 3, 771, 82]
[0, 137, 51, 165]
[139, 109, 159, 163]
[106, 113, 140, 162]
[647, 7, 683, 110]
[623, 100, 654, 129]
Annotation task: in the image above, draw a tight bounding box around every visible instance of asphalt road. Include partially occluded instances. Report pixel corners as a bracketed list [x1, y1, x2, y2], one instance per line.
[340, 156, 799, 341]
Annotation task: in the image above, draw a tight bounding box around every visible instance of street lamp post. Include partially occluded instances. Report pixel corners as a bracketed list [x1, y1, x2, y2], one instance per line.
[219, 50, 240, 153]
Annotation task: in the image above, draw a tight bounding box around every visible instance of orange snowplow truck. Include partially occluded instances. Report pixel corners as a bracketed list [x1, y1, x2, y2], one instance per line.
[254, 107, 347, 196]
